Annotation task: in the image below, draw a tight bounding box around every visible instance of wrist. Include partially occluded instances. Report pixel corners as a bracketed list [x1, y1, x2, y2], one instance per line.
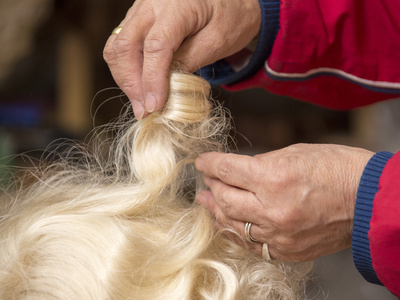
[198, 0, 281, 85]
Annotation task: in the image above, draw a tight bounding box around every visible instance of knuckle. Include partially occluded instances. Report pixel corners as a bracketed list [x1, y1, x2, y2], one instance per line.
[269, 208, 299, 232]
[286, 143, 303, 151]
[121, 79, 140, 94]
[103, 43, 115, 64]
[269, 213, 286, 229]
[285, 143, 309, 153]
[113, 36, 133, 57]
[247, 157, 260, 175]
[267, 157, 296, 190]
[216, 154, 237, 181]
[218, 194, 233, 216]
[268, 173, 288, 195]
[144, 36, 169, 55]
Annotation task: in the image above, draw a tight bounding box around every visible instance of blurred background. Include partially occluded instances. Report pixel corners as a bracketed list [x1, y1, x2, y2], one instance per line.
[0, 0, 398, 298]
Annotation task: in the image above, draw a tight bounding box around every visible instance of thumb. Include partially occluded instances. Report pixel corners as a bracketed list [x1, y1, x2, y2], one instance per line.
[141, 9, 205, 113]
[173, 30, 224, 75]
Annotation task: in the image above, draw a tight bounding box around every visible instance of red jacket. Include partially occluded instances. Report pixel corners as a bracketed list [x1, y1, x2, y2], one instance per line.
[200, 0, 400, 296]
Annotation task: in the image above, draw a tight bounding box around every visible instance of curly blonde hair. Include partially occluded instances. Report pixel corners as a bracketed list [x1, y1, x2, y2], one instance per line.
[0, 73, 311, 299]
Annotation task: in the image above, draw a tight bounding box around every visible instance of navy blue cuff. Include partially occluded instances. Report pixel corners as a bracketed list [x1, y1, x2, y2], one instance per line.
[352, 151, 394, 285]
[198, 0, 281, 85]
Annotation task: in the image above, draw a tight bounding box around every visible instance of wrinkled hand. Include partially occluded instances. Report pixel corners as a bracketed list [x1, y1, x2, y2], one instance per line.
[195, 143, 374, 262]
[103, 0, 261, 119]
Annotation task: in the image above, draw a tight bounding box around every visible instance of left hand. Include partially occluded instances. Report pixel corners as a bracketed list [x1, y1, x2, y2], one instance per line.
[195, 143, 374, 262]
[103, 0, 261, 119]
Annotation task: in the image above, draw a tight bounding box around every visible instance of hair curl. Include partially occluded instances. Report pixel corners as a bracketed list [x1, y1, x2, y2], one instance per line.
[0, 73, 311, 299]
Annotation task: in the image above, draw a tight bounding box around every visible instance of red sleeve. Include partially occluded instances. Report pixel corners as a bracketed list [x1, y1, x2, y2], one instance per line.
[225, 0, 400, 110]
[370, 152, 400, 296]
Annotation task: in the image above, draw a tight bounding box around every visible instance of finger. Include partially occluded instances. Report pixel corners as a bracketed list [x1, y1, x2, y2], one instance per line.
[214, 220, 250, 250]
[195, 152, 261, 191]
[112, 18, 148, 118]
[105, 10, 156, 119]
[172, 0, 262, 73]
[202, 175, 263, 223]
[215, 219, 263, 256]
[103, 3, 136, 69]
[173, 28, 222, 74]
[198, 175, 325, 262]
[141, 6, 206, 113]
[104, 30, 142, 105]
[103, 2, 148, 118]
[196, 190, 228, 223]
[196, 189, 264, 246]
[173, 24, 246, 73]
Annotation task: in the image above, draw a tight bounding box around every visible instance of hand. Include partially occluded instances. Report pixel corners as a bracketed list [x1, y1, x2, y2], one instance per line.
[195, 143, 374, 262]
[103, 0, 261, 119]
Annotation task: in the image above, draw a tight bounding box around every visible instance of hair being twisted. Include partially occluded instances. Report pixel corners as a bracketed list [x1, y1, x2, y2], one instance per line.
[0, 73, 311, 299]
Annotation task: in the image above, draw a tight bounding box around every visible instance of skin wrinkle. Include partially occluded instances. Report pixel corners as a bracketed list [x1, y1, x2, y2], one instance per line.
[105, 0, 261, 117]
[196, 143, 373, 262]
[216, 154, 237, 183]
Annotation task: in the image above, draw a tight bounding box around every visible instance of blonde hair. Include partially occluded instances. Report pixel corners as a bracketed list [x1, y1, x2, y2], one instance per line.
[0, 73, 311, 299]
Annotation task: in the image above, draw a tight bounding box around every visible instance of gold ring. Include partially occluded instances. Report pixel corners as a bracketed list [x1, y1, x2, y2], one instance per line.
[262, 243, 272, 261]
[112, 26, 123, 35]
[244, 222, 257, 243]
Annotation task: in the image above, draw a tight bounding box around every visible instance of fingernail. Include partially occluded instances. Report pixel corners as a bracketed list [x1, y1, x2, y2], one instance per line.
[144, 93, 158, 113]
[132, 100, 145, 120]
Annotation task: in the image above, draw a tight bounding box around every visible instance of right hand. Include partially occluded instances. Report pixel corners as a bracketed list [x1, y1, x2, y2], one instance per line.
[103, 0, 261, 119]
[195, 143, 374, 261]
